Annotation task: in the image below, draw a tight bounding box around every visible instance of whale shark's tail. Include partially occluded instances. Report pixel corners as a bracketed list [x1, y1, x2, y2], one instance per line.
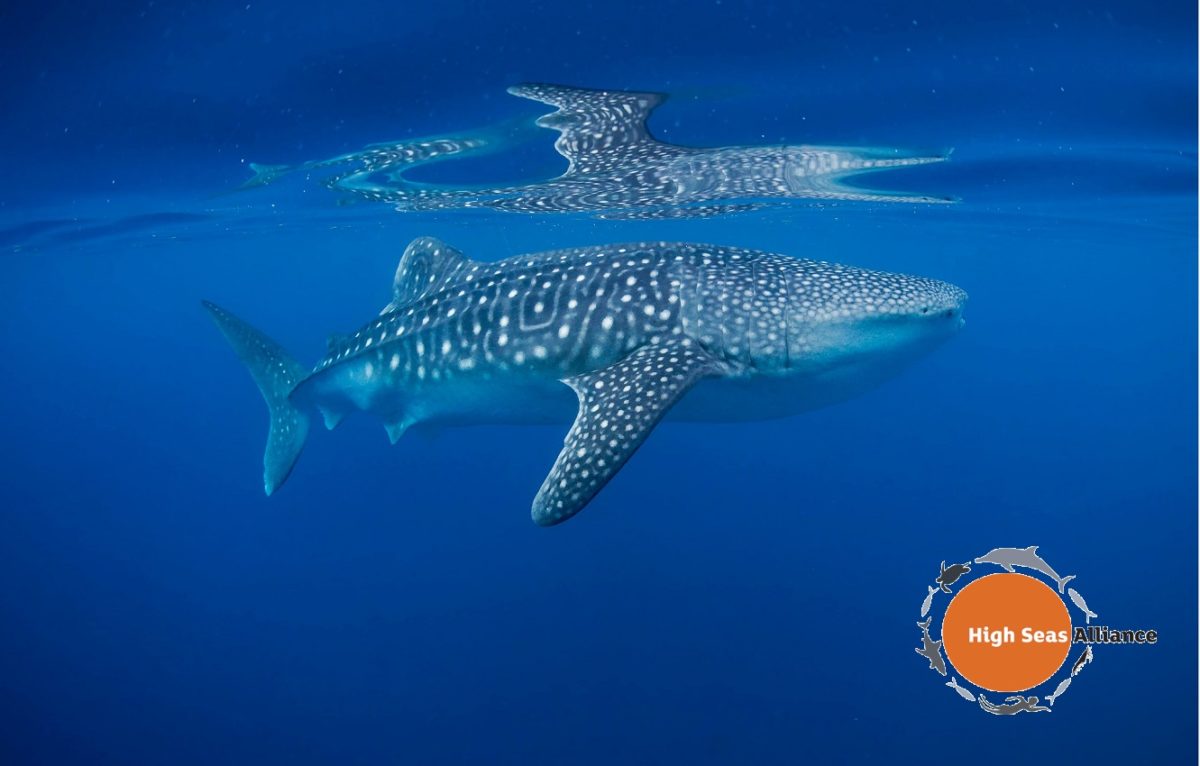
[203, 301, 310, 495]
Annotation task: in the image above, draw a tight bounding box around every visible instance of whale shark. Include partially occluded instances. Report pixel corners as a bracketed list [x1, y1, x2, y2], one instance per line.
[205, 238, 966, 524]
[243, 83, 952, 219]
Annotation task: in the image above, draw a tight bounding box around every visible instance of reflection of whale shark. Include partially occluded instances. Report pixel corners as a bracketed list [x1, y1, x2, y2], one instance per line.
[916, 617, 948, 676]
[206, 238, 966, 524]
[974, 545, 1077, 593]
[242, 84, 952, 219]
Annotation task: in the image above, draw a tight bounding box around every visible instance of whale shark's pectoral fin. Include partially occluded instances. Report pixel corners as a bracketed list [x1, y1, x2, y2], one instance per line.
[381, 237, 473, 315]
[531, 340, 720, 526]
[506, 83, 668, 175]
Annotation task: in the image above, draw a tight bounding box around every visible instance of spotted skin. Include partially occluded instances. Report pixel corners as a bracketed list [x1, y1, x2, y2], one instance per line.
[207, 238, 966, 525]
[536, 340, 720, 524]
[203, 301, 309, 495]
[243, 84, 952, 218]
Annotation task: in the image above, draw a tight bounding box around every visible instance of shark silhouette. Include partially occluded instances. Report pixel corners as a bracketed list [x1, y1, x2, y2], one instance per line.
[243, 84, 952, 219]
[206, 238, 965, 524]
[915, 617, 948, 676]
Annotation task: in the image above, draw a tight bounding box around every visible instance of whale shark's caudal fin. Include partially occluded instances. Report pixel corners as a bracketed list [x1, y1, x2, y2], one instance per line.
[203, 301, 310, 495]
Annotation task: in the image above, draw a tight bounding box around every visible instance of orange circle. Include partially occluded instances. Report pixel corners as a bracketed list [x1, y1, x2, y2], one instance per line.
[941, 573, 1072, 693]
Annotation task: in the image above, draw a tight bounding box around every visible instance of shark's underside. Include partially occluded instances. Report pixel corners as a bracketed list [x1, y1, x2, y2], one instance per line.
[206, 238, 966, 525]
[242, 84, 952, 218]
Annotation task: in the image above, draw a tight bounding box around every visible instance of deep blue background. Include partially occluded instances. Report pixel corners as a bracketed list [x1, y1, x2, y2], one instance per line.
[0, 1, 1195, 764]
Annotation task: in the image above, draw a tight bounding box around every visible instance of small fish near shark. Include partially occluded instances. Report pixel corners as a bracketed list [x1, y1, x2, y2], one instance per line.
[206, 238, 966, 525]
[945, 676, 976, 703]
[1045, 676, 1072, 706]
[243, 83, 953, 219]
[920, 585, 937, 618]
[1068, 587, 1098, 624]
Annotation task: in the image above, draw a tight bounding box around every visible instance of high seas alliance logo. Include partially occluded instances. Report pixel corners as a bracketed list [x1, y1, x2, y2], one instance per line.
[914, 546, 1157, 715]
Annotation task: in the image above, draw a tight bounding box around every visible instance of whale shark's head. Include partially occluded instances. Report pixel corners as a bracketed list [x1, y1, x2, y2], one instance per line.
[789, 263, 966, 390]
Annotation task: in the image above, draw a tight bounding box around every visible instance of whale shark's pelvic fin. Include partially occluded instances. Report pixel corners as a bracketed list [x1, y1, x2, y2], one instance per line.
[384, 419, 412, 445]
[381, 237, 472, 314]
[203, 301, 310, 495]
[507, 83, 668, 175]
[532, 339, 720, 526]
[319, 406, 345, 431]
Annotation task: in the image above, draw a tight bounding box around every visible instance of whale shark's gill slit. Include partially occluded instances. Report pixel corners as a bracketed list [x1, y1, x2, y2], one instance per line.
[237, 84, 952, 218]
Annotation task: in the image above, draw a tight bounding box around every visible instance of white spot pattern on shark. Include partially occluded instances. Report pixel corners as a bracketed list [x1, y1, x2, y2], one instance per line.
[205, 238, 966, 524]
[241, 84, 953, 218]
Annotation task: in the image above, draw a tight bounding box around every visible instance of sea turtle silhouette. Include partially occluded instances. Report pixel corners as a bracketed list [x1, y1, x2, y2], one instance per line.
[936, 561, 972, 593]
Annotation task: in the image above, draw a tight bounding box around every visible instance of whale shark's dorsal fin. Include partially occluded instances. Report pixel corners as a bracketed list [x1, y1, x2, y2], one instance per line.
[507, 83, 668, 175]
[382, 237, 472, 314]
[531, 339, 720, 526]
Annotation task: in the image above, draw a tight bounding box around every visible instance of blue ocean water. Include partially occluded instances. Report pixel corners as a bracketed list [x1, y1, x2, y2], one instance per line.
[1, 1, 1196, 763]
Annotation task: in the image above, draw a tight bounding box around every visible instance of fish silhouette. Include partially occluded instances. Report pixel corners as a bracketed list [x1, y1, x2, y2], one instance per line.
[920, 585, 937, 617]
[1067, 587, 1098, 624]
[945, 676, 977, 702]
[1045, 677, 1072, 705]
